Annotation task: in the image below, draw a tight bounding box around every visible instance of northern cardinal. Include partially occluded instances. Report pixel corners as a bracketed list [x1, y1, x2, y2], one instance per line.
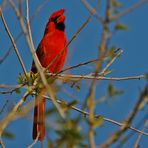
[31, 9, 67, 141]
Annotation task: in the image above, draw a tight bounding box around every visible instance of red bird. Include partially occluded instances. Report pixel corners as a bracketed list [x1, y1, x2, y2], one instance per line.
[31, 9, 67, 141]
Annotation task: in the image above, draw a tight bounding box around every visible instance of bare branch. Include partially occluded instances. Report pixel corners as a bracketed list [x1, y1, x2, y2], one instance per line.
[47, 73, 145, 81]
[0, 47, 13, 64]
[81, 0, 103, 22]
[134, 119, 148, 148]
[44, 95, 148, 137]
[87, 80, 97, 148]
[115, 112, 148, 148]
[99, 84, 148, 148]
[0, 0, 48, 64]
[0, 138, 5, 148]
[0, 100, 9, 114]
[30, 0, 49, 20]
[27, 133, 39, 148]
[25, 0, 65, 118]
[0, 84, 26, 94]
[100, 49, 123, 75]
[0, 84, 23, 89]
[59, 58, 99, 73]
[111, 0, 148, 20]
[0, 0, 7, 10]
[0, 8, 27, 76]
[0, 91, 30, 136]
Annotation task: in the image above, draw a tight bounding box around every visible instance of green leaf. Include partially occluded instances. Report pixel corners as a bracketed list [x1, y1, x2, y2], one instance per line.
[108, 46, 116, 58]
[75, 85, 81, 92]
[94, 116, 104, 128]
[115, 23, 128, 31]
[67, 100, 78, 107]
[48, 140, 54, 148]
[61, 100, 78, 112]
[55, 119, 84, 147]
[70, 82, 81, 92]
[46, 108, 57, 116]
[18, 73, 25, 84]
[47, 76, 56, 84]
[103, 70, 113, 76]
[15, 88, 21, 94]
[2, 131, 15, 139]
[111, 0, 123, 8]
[145, 73, 148, 80]
[120, 135, 128, 144]
[108, 84, 124, 97]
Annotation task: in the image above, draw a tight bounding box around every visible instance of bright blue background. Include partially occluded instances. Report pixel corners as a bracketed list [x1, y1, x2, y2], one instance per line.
[0, 0, 148, 147]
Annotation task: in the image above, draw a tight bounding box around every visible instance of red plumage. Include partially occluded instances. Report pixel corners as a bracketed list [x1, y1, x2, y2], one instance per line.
[31, 9, 67, 141]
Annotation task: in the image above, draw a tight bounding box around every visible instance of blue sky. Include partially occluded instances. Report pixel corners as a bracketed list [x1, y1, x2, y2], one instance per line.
[0, 0, 148, 147]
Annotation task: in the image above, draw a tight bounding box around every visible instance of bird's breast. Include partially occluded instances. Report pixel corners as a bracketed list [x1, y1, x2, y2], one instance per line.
[39, 30, 67, 73]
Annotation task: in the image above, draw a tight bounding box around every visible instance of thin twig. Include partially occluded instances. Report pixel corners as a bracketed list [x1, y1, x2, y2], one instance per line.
[30, 0, 49, 20]
[59, 58, 100, 73]
[0, 74, 145, 90]
[18, 0, 22, 15]
[0, 84, 24, 89]
[134, 118, 148, 148]
[27, 134, 39, 148]
[0, 89, 20, 94]
[0, 8, 27, 76]
[111, 0, 148, 20]
[115, 112, 148, 148]
[43, 95, 148, 137]
[9, 0, 30, 45]
[81, 0, 103, 22]
[87, 80, 97, 148]
[0, 137, 5, 148]
[0, 100, 9, 114]
[0, 84, 26, 94]
[26, 0, 49, 87]
[99, 84, 148, 148]
[0, 91, 29, 136]
[84, 1, 112, 147]
[47, 73, 145, 81]
[25, 0, 65, 118]
[0, 0, 7, 10]
[0, 90, 47, 140]
[0, 47, 13, 64]
[0, 74, 145, 95]
[0, 0, 48, 64]
[100, 49, 123, 75]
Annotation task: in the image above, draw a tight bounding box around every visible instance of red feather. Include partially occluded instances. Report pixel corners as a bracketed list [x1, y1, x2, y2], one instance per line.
[31, 9, 67, 141]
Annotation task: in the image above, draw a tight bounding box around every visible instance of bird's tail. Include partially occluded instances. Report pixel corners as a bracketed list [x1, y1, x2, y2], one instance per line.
[32, 97, 45, 141]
